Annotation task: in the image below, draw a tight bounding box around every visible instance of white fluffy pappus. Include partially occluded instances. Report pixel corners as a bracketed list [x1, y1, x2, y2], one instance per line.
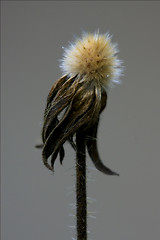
[60, 32, 123, 88]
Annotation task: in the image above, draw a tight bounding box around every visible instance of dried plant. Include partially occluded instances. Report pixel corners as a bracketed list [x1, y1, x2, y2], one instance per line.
[37, 32, 123, 240]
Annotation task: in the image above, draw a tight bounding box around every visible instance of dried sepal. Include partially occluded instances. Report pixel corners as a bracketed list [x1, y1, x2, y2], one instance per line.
[86, 121, 119, 176]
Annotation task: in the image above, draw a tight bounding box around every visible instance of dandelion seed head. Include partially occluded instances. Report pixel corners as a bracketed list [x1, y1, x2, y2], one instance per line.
[60, 32, 123, 88]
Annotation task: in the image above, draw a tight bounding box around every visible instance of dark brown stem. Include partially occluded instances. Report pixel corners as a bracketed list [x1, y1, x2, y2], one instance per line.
[76, 131, 87, 240]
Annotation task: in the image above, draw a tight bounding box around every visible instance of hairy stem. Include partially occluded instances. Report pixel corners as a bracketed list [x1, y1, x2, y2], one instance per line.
[76, 131, 87, 240]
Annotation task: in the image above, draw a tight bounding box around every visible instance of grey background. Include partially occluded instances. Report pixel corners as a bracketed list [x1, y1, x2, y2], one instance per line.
[1, 1, 160, 240]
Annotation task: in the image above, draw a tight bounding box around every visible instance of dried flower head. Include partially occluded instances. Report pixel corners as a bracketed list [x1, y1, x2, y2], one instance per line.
[61, 32, 123, 88]
[40, 32, 123, 175]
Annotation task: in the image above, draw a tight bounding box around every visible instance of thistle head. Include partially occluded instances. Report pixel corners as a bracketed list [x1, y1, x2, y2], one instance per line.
[40, 31, 123, 175]
[60, 32, 123, 88]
